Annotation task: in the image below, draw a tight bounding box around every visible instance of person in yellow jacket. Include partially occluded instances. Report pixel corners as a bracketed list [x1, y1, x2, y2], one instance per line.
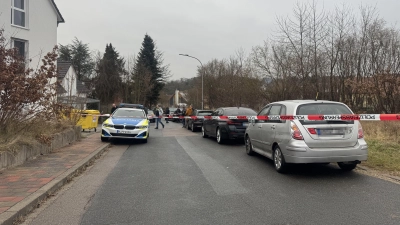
[184, 104, 193, 128]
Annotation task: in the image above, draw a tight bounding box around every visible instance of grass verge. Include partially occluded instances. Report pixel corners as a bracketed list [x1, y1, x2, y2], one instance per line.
[0, 119, 76, 153]
[362, 121, 400, 176]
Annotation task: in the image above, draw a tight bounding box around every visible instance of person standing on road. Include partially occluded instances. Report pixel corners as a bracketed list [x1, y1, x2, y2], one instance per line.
[185, 104, 193, 128]
[111, 103, 117, 114]
[175, 108, 181, 123]
[165, 107, 170, 123]
[154, 105, 164, 129]
[181, 107, 187, 128]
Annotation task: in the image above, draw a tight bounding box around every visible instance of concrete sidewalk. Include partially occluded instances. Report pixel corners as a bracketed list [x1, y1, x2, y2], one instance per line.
[0, 132, 109, 225]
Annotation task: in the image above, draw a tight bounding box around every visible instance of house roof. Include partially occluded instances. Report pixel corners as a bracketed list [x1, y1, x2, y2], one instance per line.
[50, 0, 65, 24]
[169, 91, 188, 101]
[56, 82, 67, 94]
[77, 81, 90, 94]
[57, 61, 72, 78]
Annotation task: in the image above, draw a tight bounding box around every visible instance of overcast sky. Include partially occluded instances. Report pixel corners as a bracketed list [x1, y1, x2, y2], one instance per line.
[56, 0, 400, 81]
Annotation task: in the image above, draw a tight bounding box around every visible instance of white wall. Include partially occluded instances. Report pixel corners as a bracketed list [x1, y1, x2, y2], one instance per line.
[0, 0, 59, 70]
[61, 66, 77, 97]
[175, 89, 179, 106]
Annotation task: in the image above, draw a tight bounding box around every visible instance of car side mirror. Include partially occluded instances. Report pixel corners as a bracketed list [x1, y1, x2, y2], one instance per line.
[249, 116, 256, 125]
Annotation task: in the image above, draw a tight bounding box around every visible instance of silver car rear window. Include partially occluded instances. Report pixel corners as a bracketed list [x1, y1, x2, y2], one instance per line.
[198, 111, 213, 116]
[296, 103, 354, 124]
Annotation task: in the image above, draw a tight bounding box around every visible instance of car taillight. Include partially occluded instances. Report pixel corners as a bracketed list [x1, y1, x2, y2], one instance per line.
[227, 120, 241, 125]
[308, 128, 317, 135]
[291, 121, 304, 140]
[358, 122, 364, 139]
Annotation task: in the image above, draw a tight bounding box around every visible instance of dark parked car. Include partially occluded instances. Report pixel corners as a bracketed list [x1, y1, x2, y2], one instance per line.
[165, 107, 177, 122]
[202, 107, 257, 144]
[172, 108, 183, 122]
[186, 109, 213, 132]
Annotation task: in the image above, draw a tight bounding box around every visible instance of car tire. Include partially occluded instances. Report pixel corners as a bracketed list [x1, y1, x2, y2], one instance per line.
[191, 123, 196, 132]
[216, 128, 224, 144]
[101, 137, 109, 142]
[245, 135, 255, 156]
[337, 162, 357, 171]
[273, 146, 287, 173]
[202, 126, 208, 138]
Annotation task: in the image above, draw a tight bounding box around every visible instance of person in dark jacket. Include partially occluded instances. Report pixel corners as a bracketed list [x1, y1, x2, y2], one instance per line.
[175, 108, 181, 114]
[165, 107, 170, 123]
[111, 103, 117, 114]
[181, 107, 186, 127]
[175, 108, 181, 122]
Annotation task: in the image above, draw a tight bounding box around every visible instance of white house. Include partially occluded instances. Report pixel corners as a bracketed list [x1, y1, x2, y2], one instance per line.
[56, 61, 99, 110]
[0, 0, 64, 68]
[169, 89, 188, 107]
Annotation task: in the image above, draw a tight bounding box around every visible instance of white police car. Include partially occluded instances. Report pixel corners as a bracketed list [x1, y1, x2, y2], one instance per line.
[101, 108, 149, 143]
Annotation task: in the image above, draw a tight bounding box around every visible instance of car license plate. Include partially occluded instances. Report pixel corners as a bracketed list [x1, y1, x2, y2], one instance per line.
[243, 122, 248, 127]
[317, 129, 344, 135]
[117, 130, 131, 134]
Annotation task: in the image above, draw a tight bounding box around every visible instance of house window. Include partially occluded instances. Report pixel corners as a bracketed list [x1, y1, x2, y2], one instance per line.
[13, 39, 27, 59]
[11, 0, 27, 27]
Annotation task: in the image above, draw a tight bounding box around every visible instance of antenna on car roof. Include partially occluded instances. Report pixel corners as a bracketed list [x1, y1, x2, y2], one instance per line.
[315, 92, 319, 101]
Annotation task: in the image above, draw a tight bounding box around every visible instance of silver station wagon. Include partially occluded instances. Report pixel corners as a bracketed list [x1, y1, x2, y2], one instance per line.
[245, 100, 368, 173]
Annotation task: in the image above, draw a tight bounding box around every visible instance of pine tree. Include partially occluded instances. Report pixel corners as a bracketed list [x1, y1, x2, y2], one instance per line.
[134, 34, 167, 107]
[58, 44, 72, 61]
[58, 38, 94, 81]
[94, 44, 124, 104]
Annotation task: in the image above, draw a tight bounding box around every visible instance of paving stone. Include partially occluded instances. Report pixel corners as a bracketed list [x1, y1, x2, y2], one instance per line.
[0, 133, 104, 215]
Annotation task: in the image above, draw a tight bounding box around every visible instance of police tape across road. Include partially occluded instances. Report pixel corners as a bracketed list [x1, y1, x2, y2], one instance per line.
[156, 114, 400, 121]
[96, 114, 400, 121]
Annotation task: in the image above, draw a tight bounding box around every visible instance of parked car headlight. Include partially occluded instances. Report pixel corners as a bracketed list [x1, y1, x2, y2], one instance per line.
[136, 125, 148, 129]
[103, 124, 114, 128]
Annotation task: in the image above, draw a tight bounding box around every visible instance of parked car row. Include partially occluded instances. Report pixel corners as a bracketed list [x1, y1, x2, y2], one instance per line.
[182, 100, 369, 174]
[101, 100, 368, 174]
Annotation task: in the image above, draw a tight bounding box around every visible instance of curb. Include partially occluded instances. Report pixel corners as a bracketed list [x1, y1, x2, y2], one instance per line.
[0, 142, 110, 225]
[357, 165, 400, 182]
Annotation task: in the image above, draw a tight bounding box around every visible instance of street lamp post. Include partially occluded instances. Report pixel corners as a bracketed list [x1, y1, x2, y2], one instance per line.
[179, 54, 204, 110]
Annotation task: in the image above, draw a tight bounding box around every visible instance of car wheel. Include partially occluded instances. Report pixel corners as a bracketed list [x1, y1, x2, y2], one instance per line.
[273, 146, 287, 173]
[191, 123, 196, 132]
[245, 135, 255, 156]
[337, 162, 357, 171]
[101, 137, 109, 142]
[202, 126, 208, 138]
[216, 128, 224, 144]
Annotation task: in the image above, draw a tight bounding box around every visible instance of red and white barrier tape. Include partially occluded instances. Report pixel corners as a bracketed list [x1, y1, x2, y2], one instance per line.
[160, 114, 400, 121]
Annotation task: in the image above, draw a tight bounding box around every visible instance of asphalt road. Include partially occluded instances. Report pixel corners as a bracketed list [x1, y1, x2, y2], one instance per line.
[23, 121, 400, 225]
